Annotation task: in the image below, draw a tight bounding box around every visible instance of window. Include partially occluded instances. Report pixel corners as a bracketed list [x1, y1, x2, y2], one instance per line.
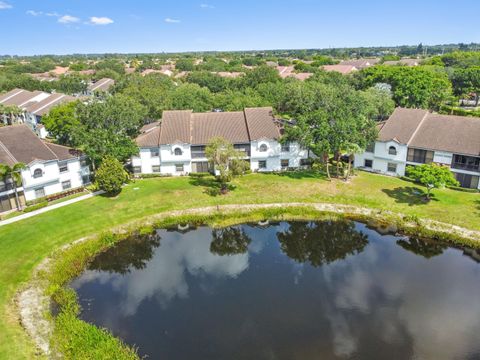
[452, 154, 480, 172]
[33, 169, 43, 178]
[80, 158, 88, 167]
[281, 159, 289, 168]
[152, 165, 161, 173]
[0, 195, 13, 212]
[388, 146, 397, 155]
[281, 143, 290, 152]
[258, 160, 267, 169]
[366, 142, 375, 153]
[81, 174, 91, 185]
[259, 144, 268, 152]
[455, 172, 480, 189]
[59, 162, 68, 173]
[387, 163, 397, 173]
[175, 164, 184, 172]
[364, 159, 373, 168]
[150, 149, 160, 157]
[174, 147, 183, 156]
[407, 148, 434, 164]
[133, 166, 141, 174]
[35, 188, 45, 198]
[300, 158, 311, 166]
[62, 180, 71, 190]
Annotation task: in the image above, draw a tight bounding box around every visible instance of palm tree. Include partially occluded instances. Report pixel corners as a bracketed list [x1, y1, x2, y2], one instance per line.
[0, 163, 27, 211]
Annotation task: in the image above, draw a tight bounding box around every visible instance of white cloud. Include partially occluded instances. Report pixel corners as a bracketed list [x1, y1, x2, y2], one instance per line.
[46, 12, 61, 17]
[200, 3, 215, 8]
[164, 17, 181, 23]
[26, 10, 42, 16]
[0, 1, 12, 9]
[89, 16, 114, 25]
[58, 15, 80, 24]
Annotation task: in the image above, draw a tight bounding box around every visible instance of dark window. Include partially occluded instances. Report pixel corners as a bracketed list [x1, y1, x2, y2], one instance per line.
[452, 154, 480, 172]
[407, 148, 434, 164]
[281, 143, 290, 152]
[192, 162, 210, 173]
[150, 149, 159, 157]
[259, 144, 268, 152]
[152, 165, 161, 173]
[35, 188, 45, 198]
[62, 180, 71, 190]
[82, 175, 91, 184]
[174, 148, 183, 156]
[281, 159, 289, 168]
[133, 166, 141, 174]
[364, 159, 373, 168]
[175, 164, 184, 172]
[80, 158, 88, 167]
[191, 146, 206, 159]
[234, 144, 250, 157]
[366, 142, 375, 153]
[33, 169, 43, 178]
[387, 162, 397, 173]
[388, 146, 397, 155]
[455, 172, 480, 189]
[300, 158, 311, 166]
[59, 162, 68, 173]
[0, 195, 13, 212]
[258, 160, 267, 169]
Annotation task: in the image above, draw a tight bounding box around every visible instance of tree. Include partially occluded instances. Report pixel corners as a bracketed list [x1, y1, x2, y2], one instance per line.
[95, 156, 129, 195]
[205, 137, 244, 194]
[451, 67, 480, 105]
[0, 163, 27, 210]
[168, 83, 214, 112]
[407, 163, 459, 200]
[0, 104, 22, 125]
[74, 94, 146, 166]
[54, 74, 87, 95]
[42, 101, 79, 145]
[241, 65, 281, 88]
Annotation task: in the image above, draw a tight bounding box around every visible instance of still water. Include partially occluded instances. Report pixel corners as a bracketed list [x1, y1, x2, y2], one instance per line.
[71, 221, 480, 360]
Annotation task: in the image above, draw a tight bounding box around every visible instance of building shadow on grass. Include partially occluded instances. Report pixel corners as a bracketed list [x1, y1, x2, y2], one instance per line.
[188, 174, 235, 197]
[382, 187, 438, 206]
[265, 170, 328, 180]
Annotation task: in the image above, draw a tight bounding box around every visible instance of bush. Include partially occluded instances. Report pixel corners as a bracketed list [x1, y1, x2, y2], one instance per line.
[95, 156, 129, 195]
[23, 201, 48, 213]
[447, 185, 479, 193]
[137, 173, 172, 179]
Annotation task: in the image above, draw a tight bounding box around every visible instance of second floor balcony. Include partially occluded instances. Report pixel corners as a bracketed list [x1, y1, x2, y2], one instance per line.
[452, 154, 480, 172]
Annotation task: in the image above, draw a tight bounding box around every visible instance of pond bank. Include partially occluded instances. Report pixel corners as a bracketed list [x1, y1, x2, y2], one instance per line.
[18, 202, 480, 358]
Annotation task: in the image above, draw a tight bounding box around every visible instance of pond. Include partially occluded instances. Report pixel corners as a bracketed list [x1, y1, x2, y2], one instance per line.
[71, 220, 480, 360]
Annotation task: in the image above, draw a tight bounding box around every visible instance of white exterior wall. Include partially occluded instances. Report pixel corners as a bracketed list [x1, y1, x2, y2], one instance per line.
[133, 140, 309, 175]
[21, 158, 90, 201]
[354, 141, 408, 176]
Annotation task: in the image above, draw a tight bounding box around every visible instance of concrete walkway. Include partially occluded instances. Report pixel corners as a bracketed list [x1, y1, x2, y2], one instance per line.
[0, 190, 104, 227]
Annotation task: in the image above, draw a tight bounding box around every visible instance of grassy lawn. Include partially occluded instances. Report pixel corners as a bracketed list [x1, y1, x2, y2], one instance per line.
[0, 171, 479, 359]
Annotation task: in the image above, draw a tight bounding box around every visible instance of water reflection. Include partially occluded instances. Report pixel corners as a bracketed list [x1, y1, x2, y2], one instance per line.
[277, 220, 369, 266]
[72, 221, 480, 360]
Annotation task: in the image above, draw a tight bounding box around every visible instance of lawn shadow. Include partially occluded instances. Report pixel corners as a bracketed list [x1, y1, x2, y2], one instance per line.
[188, 174, 235, 197]
[264, 170, 328, 180]
[382, 186, 438, 206]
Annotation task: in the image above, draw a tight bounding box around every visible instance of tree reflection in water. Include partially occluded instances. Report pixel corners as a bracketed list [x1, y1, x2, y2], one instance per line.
[397, 237, 449, 259]
[277, 220, 369, 267]
[210, 227, 252, 256]
[89, 234, 161, 274]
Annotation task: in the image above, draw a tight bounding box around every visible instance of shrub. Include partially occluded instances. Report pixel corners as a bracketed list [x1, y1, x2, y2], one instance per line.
[95, 156, 129, 195]
[23, 201, 48, 213]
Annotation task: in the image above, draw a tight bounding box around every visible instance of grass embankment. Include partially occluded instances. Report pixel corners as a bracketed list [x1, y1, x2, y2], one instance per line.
[0, 171, 479, 359]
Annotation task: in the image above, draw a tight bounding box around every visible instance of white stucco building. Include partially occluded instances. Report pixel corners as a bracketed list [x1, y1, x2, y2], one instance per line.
[132, 107, 310, 176]
[0, 125, 91, 213]
[354, 108, 480, 189]
[0, 88, 76, 138]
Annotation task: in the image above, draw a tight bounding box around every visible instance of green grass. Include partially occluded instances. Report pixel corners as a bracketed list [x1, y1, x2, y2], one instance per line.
[0, 171, 479, 359]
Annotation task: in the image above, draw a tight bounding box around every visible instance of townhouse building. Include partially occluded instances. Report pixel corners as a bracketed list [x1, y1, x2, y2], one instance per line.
[132, 107, 309, 175]
[0, 125, 91, 213]
[354, 108, 480, 189]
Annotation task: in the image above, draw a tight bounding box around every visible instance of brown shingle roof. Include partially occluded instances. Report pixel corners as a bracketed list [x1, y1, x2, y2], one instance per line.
[159, 110, 192, 144]
[25, 93, 76, 116]
[88, 78, 115, 92]
[322, 64, 358, 74]
[340, 58, 380, 69]
[409, 113, 480, 156]
[379, 108, 480, 156]
[139, 107, 279, 146]
[191, 111, 250, 145]
[244, 107, 280, 140]
[0, 89, 46, 107]
[0, 125, 81, 165]
[378, 108, 429, 144]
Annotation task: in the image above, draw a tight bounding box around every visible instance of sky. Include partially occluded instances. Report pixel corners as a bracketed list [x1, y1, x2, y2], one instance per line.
[1, 0, 478, 55]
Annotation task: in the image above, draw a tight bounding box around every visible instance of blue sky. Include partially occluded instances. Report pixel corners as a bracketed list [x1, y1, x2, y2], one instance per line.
[1, 0, 478, 55]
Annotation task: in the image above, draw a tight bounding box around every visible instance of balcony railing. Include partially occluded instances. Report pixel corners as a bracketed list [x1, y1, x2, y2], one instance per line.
[452, 155, 480, 172]
[451, 162, 480, 172]
[0, 183, 16, 193]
